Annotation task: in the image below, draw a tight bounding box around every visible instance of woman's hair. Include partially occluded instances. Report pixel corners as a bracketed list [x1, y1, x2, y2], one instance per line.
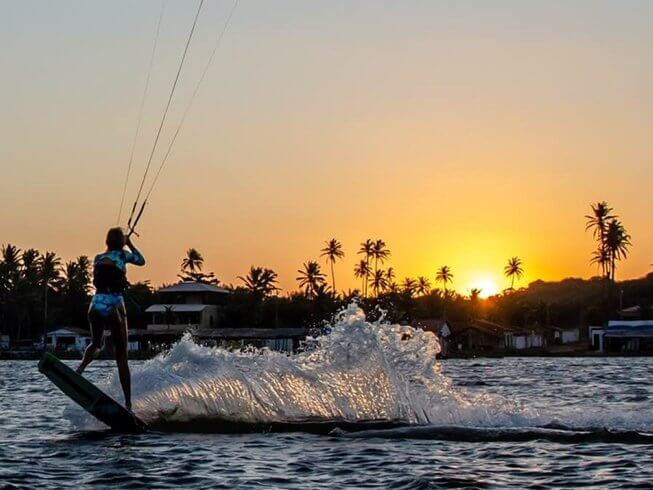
[106, 227, 126, 251]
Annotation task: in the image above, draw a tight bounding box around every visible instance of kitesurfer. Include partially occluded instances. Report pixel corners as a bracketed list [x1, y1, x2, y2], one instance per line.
[76, 227, 145, 410]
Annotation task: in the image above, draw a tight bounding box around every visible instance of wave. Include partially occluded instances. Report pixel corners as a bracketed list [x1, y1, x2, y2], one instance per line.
[65, 303, 653, 437]
[334, 425, 653, 444]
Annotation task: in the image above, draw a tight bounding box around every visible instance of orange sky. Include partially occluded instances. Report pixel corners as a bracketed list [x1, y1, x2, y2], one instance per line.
[1, 1, 652, 294]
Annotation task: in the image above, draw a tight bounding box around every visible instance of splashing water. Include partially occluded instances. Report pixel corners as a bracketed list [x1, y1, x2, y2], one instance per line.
[68, 303, 536, 431]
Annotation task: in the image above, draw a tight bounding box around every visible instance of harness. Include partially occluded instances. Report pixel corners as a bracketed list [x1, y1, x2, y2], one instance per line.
[93, 262, 128, 294]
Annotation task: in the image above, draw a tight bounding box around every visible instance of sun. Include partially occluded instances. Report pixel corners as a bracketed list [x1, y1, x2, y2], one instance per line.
[467, 277, 500, 298]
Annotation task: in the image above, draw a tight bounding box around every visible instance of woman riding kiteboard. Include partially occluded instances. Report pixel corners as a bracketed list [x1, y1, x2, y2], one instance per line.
[76, 227, 145, 410]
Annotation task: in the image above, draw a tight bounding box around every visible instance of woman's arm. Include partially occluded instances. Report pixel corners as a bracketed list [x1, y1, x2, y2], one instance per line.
[124, 236, 145, 266]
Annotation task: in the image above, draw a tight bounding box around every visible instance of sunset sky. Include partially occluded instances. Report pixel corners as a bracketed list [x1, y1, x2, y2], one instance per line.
[1, 1, 652, 294]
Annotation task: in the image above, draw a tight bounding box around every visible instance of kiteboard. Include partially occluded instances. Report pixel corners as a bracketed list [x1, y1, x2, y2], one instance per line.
[38, 352, 147, 433]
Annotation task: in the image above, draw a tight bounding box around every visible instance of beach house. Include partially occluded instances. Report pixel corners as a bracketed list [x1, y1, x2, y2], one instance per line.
[44, 327, 91, 352]
[603, 320, 653, 353]
[145, 281, 231, 331]
[126, 281, 306, 353]
[504, 328, 545, 350]
[451, 319, 509, 353]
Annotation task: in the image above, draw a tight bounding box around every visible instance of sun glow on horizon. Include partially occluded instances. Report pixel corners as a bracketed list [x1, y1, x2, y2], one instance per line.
[467, 277, 500, 299]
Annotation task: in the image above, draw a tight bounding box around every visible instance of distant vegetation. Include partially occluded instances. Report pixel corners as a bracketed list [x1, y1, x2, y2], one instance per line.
[0, 201, 649, 344]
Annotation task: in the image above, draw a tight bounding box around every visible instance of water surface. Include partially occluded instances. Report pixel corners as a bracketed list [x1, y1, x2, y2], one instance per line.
[1, 308, 652, 488]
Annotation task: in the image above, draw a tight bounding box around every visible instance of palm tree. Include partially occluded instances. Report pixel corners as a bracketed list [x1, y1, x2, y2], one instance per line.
[1, 245, 23, 341]
[585, 202, 616, 279]
[435, 265, 453, 296]
[62, 256, 91, 295]
[61, 261, 79, 294]
[371, 240, 391, 275]
[469, 288, 482, 301]
[296, 261, 326, 297]
[353, 260, 372, 296]
[504, 257, 524, 290]
[468, 287, 482, 319]
[401, 278, 417, 297]
[21, 249, 41, 283]
[320, 238, 344, 294]
[386, 267, 395, 284]
[181, 248, 204, 275]
[1, 244, 21, 282]
[0, 245, 21, 341]
[357, 240, 375, 296]
[586, 201, 616, 240]
[76, 256, 91, 290]
[416, 276, 431, 296]
[591, 248, 610, 276]
[370, 269, 388, 297]
[605, 219, 631, 282]
[238, 266, 279, 297]
[38, 252, 61, 340]
[179, 248, 218, 284]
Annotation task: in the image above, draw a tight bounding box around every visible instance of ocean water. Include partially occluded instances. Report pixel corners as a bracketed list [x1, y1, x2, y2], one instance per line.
[1, 304, 652, 488]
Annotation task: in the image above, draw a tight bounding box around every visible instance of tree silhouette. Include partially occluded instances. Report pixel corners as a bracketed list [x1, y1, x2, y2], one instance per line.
[468, 287, 482, 319]
[585, 202, 616, 280]
[1, 245, 23, 341]
[238, 266, 279, 297]
[435, 266, 453, 296]
[296, 261, 326, 297]
[181, 248, 204, 274]
[371, 239, 391, 275]
[605, 219, 631, 282]
[354, 259, 371, 296]
[179, 248, 218, 284]
[370, 269, 388, 297]
[39, 251, 62, 339]
[585, 203, 631, 308]
[402, 277, 417, 297]
[416, 276, 431, 296]
[320, 238, 344, 294]
[386, 267, 395, 284]
[504, 257, 524, 290]
[357, 240, 375, 296]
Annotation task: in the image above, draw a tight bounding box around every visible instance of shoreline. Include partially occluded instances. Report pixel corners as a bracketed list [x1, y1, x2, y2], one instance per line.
[1, 351, 650, 361]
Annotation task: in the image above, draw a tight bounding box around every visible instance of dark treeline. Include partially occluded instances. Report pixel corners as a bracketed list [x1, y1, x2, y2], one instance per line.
[1, 201, 649, 344]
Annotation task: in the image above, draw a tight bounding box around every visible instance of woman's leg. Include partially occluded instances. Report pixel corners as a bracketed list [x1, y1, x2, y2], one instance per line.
[109, 303, 131, 410]
[77, 308, 105, 374]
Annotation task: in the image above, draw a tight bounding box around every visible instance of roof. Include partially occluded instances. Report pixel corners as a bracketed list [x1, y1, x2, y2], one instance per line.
[129, 327, 308, 339]
[158, 281, 230, 294]
[47, 327, 89, 336]
[145, 304, 215, 313]
[415, 319, 450, 332]
[457, 319, 513, 337]
[606, 320, 653, 338]
[620, 306, 642, 314]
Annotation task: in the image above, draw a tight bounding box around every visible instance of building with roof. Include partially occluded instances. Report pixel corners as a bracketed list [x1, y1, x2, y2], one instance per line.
[454, 319, 511, 352]
[44, 327, 90, 352]
[156, 281, 230, 304]
[546, 326, 580, 345]
[618, 305, 653, 320]
[504, 328, 545, 350]
[131, 281, 304, 353]
[145, 281, 230, 331]
[604, 320, 653, 353]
